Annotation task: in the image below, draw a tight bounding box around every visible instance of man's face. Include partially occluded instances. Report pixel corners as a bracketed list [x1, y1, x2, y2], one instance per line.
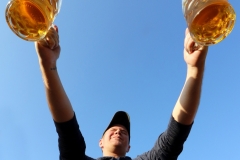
[99, 124, 130, 155]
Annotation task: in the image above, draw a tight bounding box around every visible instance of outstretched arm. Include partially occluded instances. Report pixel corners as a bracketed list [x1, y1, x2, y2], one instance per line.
[135, 28, 209, 160]
[172, 28, 208, 125]
[35, 26, 89, 159]
[35, 26, 74, 122]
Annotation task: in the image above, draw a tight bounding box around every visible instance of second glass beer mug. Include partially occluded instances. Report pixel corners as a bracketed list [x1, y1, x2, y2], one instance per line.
[5, 0, 62, 41]
[182, 0, 236, 46]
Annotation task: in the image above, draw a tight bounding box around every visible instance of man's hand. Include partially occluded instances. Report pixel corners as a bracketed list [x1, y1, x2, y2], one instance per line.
[184, 28, 208, 68]
[35, 25, 60, 66]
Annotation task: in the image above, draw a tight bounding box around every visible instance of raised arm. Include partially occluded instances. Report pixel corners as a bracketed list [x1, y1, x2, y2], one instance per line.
[35, 26, 74, 122]
[172, 28, 208, 125]
[134, 28, 209, 160]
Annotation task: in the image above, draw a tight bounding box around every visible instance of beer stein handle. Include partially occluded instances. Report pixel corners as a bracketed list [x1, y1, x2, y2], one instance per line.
[56, 0, 62, 14]
[193, 43, 204, 51]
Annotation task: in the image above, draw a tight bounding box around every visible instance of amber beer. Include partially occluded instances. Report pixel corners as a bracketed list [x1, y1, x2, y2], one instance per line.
[182, 0, 236, 46]
[5, 0, 61, 41]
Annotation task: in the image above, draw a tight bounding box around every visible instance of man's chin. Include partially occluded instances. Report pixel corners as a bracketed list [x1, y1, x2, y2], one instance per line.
[110, 141, 124, 147]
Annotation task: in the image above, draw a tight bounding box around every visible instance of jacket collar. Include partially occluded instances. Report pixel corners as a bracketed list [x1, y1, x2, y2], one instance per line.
[97, 156, 132, 160]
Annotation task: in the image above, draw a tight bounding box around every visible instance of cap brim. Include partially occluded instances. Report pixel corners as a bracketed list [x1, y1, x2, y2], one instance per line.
[103, 111, 130, 139]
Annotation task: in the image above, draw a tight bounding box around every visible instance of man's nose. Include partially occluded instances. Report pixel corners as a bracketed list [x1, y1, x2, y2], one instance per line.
[114, 129, 121, 135]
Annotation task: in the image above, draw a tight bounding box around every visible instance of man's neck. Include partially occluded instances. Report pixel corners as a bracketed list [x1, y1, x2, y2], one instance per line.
[103, 151, 125, 158]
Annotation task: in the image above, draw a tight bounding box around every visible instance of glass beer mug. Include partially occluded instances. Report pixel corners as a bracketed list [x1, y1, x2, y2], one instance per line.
[182, 0, 236, 46]
[5, 0, 62, 41]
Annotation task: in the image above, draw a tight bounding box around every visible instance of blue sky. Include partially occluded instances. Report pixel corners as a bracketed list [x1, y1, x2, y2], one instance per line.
[0, 0, 240, 159]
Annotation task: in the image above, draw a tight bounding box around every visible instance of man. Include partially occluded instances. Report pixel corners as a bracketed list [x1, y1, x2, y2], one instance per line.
[35, 26, 208, 160]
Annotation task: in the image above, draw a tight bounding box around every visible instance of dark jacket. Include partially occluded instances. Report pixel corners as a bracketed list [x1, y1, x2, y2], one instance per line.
[54, 114, 193, 160]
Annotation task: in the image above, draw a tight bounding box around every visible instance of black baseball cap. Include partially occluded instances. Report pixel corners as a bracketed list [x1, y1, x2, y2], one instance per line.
[103, 111, 130, 140]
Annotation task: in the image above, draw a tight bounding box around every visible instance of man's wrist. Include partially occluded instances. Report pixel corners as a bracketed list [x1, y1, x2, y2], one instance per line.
[39, 60, 57, 71]
[50, 67, 57, 70]
[187, 65, 205, 79]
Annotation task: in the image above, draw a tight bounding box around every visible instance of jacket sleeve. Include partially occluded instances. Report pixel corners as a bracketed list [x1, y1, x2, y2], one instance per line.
[54, 113, 88, 160]
[134, 116, 193, 160]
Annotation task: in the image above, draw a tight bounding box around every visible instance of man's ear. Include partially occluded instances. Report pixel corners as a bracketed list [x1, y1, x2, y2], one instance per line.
[99, 139, 104, 149]
[126, 145, 131, 152]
